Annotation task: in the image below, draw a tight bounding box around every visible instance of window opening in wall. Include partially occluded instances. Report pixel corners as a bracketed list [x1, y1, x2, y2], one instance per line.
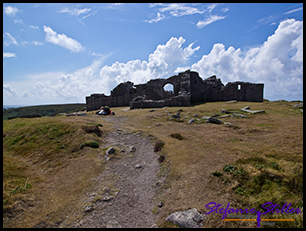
[163, 83, 174, 98]
[238, 84, 241, 90]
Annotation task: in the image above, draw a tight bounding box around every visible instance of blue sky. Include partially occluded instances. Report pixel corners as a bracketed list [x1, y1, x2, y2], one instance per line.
[3, 3, 303, 106]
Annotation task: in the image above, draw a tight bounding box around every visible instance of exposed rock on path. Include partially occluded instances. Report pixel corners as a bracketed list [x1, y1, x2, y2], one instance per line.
[75, 116, 160, 228]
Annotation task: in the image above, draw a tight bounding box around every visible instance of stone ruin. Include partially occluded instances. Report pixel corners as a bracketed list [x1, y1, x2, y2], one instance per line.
[86, 70, 264, 111]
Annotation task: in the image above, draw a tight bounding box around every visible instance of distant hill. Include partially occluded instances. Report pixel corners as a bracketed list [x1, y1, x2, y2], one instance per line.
[3, 103, 86, 120]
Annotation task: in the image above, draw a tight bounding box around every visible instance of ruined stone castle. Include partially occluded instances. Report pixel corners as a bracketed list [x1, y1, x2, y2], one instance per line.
[86, 70, 264, 111]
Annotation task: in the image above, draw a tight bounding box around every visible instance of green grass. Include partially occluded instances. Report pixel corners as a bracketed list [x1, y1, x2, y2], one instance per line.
[3, 103, 86, 120]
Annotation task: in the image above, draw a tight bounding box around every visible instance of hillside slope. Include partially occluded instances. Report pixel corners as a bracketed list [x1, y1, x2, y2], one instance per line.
[3, 101, 303, 228]
[3, 103, 86, 120]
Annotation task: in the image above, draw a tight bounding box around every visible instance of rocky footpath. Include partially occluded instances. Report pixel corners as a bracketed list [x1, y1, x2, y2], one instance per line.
[73, 127, 161, 228]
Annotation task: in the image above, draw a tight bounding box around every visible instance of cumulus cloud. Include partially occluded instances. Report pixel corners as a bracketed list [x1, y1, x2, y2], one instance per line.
[99, 37, 200, 89]
[192, 19, 303, 100]
[3, 84, 17, 95]
[3, 6, 20, 16]
[43, 26, 85, 52]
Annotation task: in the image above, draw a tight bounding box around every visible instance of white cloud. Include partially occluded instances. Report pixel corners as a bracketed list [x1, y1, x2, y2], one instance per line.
[3, 32, 18, 46]
[32, 41, 43, 46]
[3, 36, 200, 105]
[192, 19, 303, 100]
[158, 3, 206, 17]
[30, 25, 39, 29]
[196, 15, 227, 29]
[3, 52, 17, 58]
[3, 84, 17, 95]
[43, 26, 85, 52]
[284, 7, 303, 15]
[58, 7, 91, 16]
[146, 3, 227, 28]
[3, 6, 20, 16]
[144, 12, 165, 23]
[99, 37, 200, 91]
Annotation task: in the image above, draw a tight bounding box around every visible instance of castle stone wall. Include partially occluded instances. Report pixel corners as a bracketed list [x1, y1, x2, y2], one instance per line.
[86, 70, 264, 111]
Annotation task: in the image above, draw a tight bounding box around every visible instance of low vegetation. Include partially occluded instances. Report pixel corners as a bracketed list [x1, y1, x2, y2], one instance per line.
[3, 103, 86, 120]
[3, 100, 303, 228]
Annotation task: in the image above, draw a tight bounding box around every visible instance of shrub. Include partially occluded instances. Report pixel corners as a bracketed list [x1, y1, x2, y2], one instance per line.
[212, 171, 222, 177]
[158, 155, 165, 163]
[80, 140, 99, 149]
[170, 133, 184, 140]
[223, 164, 237, 172]
[154, 140, 165, 152]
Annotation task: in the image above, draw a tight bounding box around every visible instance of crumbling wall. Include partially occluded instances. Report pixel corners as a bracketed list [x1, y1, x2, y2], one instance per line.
[86, 70, 264, 111]
[222, 82, 264, 102]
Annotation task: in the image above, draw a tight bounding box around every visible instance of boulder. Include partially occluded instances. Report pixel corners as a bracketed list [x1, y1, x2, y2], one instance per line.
[240, 106, 265, 114]
[206, 117, 223, 124]
[166, 208, 205, 228]
[106, 147, 116, 155]
[188, 118, 195, 124]
[293, 103, 303, 108]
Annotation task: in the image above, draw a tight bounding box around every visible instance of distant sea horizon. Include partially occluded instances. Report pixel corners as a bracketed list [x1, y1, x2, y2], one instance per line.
[3, 105, 26, 109]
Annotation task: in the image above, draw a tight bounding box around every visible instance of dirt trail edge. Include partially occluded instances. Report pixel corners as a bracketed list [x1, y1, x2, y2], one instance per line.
[74, 116, 160, 228]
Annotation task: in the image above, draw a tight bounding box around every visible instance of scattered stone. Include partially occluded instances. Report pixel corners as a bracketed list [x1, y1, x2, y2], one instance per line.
[158, 201, 164, 208]
[300, 109, 303, 113]
[102, 196, 113, 202]
[149, 109, 155, 112]
[219, 114, 230, 118]
[225, 100, 237, 103]
[135, 164, 142, 169]
[84, 205, 93, 213]
[106, 220, 122, 228]
[91, 192, 97, 197]
[201, 116, 211, 120]
[77, 113, 87, 116]
[66, 113, 77, 116]
[211, 113, 219, 117]
[172, 112, 180, 119]
[193, 114, 199, 117]
[293, 103, 303, 108]
[206, 117, 223, 124]
[221, 109, 232, 114]
[106, 147, 116, 155]
[177, 109, 183, 112]
[166, 208, 205, 228]
[155, 123, 161, 126]
[240, 106, 265, 114]
[188, 118, 195, 124]
[234, 114, 247, 118]
[129, 146, 136, 152]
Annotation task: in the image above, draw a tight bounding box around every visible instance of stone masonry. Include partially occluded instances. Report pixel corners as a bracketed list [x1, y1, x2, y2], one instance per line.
[86, 70, 264, 111]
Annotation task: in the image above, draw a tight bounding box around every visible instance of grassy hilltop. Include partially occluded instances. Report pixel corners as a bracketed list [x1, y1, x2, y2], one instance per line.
[2, 100, 303, 228]
[3, 103, 86, 120]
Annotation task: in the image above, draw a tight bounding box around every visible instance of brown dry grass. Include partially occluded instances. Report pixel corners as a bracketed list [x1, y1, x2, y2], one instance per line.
[116, 100, 303, 228]
[3, 101, 303, 228]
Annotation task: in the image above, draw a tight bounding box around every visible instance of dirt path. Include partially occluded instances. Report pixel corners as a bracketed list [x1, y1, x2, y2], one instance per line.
[73, 116, 160, 228]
